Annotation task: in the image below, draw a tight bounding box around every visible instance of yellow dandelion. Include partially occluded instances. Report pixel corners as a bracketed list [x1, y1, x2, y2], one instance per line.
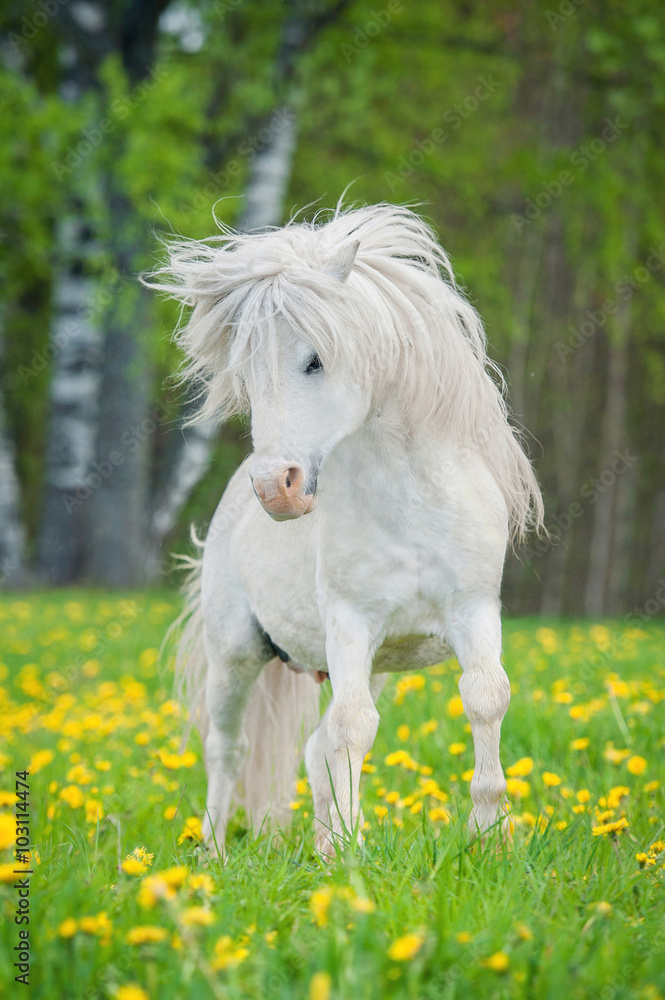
[542, 772, 561, 787]
[506, 778, 530, 798]
[211, 936, 249, 971]
[385, 750, 418, 770]
[394, 674, 426, 704]
[429, 807, 451, 823]
[59, 785, 84, 809]
[484, 951, 510, 972]
[448, 742, 466, 756]
[456, 931, 473, 943]
[570, 738, 589, 750]
[122, 858, 148, 877]
[374, 805, 388, 820]
[516, 924, 533, 940]
[596, 901, 612, 915]
[0, 813, 15, 850]
[388, 932, 424, 962]
[506, 758, 533, 778]
[627, 756, 647, 775]
[592, 817, 629, 836]
[58, 918, 77, 938]
[178, 817, 202, 844]
[447, 695, 465, 718]
[163, 805, 177, 820]
[29, 749, 55, 774]
[188, 873, 214, 894]
[115, 985, 150, 1000]
[643, 780, 659, 793]
[180, 906, 215, 927]
[310, 887, 334, 927]
[397, 724, 410, 741]
[0, 792, 17, 807]
[309, 971, 332, 1000]
[127, 926, 168, 945]
[350, 896, 376, 914]
[85, 799, 103, 824]
[138, 876, 176, 909]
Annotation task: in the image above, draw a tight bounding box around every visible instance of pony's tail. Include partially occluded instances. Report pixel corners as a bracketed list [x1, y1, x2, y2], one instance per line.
[237, 660, 320, 829]
[170, 528, 320, 830]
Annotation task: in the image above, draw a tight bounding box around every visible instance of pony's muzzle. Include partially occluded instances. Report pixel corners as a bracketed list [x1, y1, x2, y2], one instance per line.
[251, 464, 317, 521]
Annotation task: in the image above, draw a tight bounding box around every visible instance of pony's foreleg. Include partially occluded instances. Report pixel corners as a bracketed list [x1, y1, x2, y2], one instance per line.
[447, 596, 510, 839]
[306, 613, 380, 856]
[201, 608, 266, 853]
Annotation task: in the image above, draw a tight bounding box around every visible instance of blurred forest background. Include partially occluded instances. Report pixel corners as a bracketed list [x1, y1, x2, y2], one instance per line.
[0, 0, 664, 618]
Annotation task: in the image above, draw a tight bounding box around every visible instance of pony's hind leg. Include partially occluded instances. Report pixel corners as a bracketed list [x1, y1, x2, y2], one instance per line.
[200, 600, 268, 852]
[446, 595, 511, 839]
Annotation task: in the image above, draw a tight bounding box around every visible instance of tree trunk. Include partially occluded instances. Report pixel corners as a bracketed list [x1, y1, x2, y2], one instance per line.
[38, 217, 103, 583]
[583, 303, 631, 616]
[85, 188, 154, 586]
[0, 332, 26, 586]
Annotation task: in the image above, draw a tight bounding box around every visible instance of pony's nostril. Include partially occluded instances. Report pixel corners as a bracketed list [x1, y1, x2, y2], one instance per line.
[281, 465, 304, 495]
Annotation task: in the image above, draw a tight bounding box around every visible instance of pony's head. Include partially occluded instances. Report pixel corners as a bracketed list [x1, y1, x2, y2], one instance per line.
[149, 204, 544, 538]
[243, 243, 369, 519]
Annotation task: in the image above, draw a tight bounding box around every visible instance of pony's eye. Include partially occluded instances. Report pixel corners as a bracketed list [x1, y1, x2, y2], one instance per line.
[305, 354, 322, 374]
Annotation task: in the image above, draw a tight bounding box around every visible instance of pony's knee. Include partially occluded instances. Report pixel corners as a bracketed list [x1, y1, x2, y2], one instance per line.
[459, 662, 510, 725]
[327, 688, 379, 758]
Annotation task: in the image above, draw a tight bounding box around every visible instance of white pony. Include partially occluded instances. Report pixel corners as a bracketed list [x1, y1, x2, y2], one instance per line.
[153, 203, 544, 856]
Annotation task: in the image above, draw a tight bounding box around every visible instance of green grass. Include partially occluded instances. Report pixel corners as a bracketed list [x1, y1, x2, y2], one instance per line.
[0, 590, 664, 999]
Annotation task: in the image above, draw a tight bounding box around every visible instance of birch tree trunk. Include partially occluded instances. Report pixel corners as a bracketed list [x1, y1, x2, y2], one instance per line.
[0, 331, 25, 586]
[38, 218, 103, 583]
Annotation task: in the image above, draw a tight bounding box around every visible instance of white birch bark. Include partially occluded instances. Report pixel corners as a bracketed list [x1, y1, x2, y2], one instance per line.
[0, 333, 25, 585]
[38, 220, 103, 583]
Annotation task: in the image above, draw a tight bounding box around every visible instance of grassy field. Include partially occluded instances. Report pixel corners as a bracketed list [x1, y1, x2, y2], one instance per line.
[0, 590, 663, 1000]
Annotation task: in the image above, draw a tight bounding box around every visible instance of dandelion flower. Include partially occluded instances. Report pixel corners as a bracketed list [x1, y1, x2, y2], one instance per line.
[180, 906, 215, 927]
[447, 695, 464, 718]
[542, 772, 561, 787]
[506, 758, 533, 778]
[484, 951, 510, 972]
[388, 932, 424, 962]
[627, 756, 647, 775]
[592, 817, 629, 836]
[58, 918, 77, 938]
[127, 926, 168, 945]
[115, 985, 150, 1000]
[310, 887, 334, 927]
[570, 738, 589, 750]
[309, 972, 332, 1000]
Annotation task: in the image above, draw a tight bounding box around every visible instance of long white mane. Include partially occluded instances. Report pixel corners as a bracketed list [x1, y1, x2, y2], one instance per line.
[150, 203, 544, 541]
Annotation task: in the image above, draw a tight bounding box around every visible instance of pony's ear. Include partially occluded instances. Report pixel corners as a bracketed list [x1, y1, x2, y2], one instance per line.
[324, 240, 359, 282]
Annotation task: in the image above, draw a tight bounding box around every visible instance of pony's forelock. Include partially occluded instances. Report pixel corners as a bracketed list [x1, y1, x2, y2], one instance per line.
[147, 203, 544, 541]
